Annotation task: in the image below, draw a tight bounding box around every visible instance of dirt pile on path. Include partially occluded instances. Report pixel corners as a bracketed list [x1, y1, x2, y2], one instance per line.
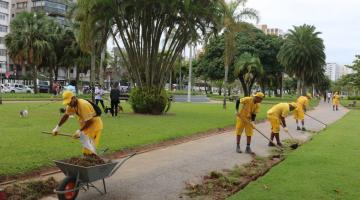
[185, 155, 285, 200]
[4, 177, 57, 200]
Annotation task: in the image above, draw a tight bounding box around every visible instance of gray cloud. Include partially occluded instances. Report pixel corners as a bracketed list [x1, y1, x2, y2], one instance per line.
[246, 0, 360, 65]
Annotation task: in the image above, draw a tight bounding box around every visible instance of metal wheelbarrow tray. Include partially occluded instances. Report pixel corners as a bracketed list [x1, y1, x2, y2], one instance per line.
[54, 153, 135, 200]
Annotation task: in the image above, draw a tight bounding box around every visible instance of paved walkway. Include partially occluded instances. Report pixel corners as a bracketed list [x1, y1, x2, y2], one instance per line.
[43, 101, 348, 200]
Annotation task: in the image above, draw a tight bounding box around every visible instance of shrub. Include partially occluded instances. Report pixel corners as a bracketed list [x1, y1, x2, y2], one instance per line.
[348, 96, 360, 100]
[129, 87, 169, 115]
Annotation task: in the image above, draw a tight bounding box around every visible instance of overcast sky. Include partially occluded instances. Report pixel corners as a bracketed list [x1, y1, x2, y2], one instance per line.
[245, 0, 360, 65]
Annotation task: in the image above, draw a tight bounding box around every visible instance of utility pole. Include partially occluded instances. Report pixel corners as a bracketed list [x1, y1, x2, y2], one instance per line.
[187, 44, 193, 102]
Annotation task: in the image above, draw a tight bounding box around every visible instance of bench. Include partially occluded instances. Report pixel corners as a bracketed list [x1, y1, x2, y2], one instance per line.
[348, 101, 357, 107]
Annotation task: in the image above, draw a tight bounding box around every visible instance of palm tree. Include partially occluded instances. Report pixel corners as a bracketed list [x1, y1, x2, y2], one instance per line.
[71, 0, 112, 101]
[220, 0, 259, 107]
[74, 0, 224, 114]
[277, 24, 326, 96]
[234, 52, 263, 96]
[5, 12, 53, 93]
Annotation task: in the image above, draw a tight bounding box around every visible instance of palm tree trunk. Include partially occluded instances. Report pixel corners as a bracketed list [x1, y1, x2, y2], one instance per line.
[49, 66, 54, 94]
[76, 67, 80, 94]
[223, 64, 229, 108]
[32, 65, 38, 94]
[296, 79, 301, 97]
[99, 44, 106, 86]
[91, 42, 96, 102]
[21, 65, 26, 78]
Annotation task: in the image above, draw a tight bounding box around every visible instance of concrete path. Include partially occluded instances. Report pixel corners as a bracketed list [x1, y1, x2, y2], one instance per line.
[43, 101, 348, 200]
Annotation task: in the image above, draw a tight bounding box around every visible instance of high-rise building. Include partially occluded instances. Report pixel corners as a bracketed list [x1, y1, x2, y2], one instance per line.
[0, 0, 10, 76]
[256, 24, 285, 37]
[10, 0, 31, 19]
[325, 63, 341, 81]
[11, 0, 74, 25]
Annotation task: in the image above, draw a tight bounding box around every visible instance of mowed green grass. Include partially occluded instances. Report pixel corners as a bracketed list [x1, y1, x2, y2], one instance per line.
[229, 110, 360, 200]
[0, 101, 259, 176]
[0, 97, 318, 176]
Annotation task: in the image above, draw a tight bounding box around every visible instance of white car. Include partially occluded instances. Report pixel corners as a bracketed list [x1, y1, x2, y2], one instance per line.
[7, 84, 34, 93]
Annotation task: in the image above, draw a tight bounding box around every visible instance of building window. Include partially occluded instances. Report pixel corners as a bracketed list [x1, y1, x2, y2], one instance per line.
[45, 1, 66, 10]
[0, 1, 8, 9]
[0, 49, 6, 56]
[0, 12, 8, 21]
[0, 37, 4, 44]
[33, 1, 45, 7]
[16, 2, 27, 9]
[0, 25, 7, 32]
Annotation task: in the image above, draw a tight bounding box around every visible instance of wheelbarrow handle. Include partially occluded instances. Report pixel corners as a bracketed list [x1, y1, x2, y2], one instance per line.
[42, 131, 73, 138]
[108, 153, 136, 177]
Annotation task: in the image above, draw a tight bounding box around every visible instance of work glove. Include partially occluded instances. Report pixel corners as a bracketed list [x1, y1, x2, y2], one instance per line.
[52, 125, 60, 136]
[284, 127, 289, 133]
[73, 130, 82, 139]
[250, 123, 255, 129]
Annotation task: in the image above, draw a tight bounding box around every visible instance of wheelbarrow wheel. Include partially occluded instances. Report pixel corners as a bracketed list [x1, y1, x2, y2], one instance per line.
[57, 176, 80, 200]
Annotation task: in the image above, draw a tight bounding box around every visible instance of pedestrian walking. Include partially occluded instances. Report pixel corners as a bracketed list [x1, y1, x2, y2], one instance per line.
[332, 92, 341, 111]
[110, 82, 121, 117]
[95, 85, 105, 111]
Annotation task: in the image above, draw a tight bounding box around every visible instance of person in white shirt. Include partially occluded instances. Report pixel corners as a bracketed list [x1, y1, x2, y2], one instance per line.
[95, 85, 105, 110]
[327, 92, 332, 103]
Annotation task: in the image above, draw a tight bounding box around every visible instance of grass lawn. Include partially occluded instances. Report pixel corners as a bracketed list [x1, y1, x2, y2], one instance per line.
[228, 110, 359, 200]
[0, 97, 318, 176]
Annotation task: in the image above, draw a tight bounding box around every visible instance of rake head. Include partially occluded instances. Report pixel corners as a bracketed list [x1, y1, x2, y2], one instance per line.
[290, 143, 299, 149]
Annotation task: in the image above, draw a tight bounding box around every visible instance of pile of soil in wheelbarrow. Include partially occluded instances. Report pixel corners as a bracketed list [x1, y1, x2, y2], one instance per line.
[66, 155, 106, 167]
[4, 177, 58, 200]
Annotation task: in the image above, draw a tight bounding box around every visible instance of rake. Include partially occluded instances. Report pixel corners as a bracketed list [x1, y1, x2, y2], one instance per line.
[305, 113, 328, 129]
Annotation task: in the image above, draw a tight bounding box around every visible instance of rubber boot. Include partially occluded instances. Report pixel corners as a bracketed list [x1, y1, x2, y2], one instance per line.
[245, 146, 252, 154]
[236, 145, 242, 153]
[302, 127, 306, 131]
[268, 142, 275, 147]
[297, 126, 301, 130]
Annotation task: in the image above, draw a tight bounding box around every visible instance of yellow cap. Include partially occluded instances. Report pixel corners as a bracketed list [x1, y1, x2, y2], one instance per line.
[62, 91, 74, 105]
[289, 102, 297, 108]
[306, 93, 312, 99]
[254, 92, 265, 99]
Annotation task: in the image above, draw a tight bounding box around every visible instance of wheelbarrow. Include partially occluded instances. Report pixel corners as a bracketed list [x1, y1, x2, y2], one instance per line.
[54, 153, 136, 200]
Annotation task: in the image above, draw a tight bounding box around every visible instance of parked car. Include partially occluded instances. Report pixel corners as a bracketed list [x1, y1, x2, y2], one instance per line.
[7, 84, 34, 93]
[38, 81, 50, 93]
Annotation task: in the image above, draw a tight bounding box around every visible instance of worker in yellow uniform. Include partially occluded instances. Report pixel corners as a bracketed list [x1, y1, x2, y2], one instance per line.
[52, 91, 103, 155]
[235, 92, 264, 154]
[332, 92, 341, 111]
[294, 93, 312, 131]
[267, 102, 297, 147]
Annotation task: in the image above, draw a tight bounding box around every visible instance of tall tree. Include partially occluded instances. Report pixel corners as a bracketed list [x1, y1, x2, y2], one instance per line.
[234, 52, 263, 96]
[5, 12, 53, 93]
[77, 0, 224, 114]
[220, 0, 259, 106]
[277, 24, 326, 96]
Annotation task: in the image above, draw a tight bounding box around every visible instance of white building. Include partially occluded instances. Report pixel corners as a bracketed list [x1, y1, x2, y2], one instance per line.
[0, 0, 10, 75]
[325, 63, 341, 81]
[339, 65, 354, 77]
[256, 24, 285, 37]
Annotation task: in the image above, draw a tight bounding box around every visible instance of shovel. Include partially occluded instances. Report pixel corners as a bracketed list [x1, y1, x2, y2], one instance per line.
[304, 113, 328, 128]
[42, 131, 97, 154]
[42, 131, 72, 137]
